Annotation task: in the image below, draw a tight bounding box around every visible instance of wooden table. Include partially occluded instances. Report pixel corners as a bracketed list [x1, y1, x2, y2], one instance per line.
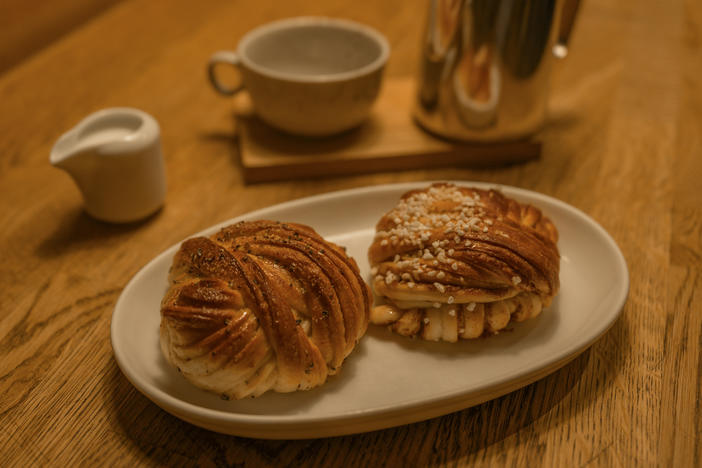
[1, 0, 700, 466]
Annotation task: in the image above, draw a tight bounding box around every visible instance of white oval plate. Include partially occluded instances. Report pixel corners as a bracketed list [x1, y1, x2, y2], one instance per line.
[111, 182, 629, 439]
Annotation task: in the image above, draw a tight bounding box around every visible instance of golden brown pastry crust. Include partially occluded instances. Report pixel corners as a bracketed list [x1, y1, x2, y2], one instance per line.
[160, 220, 371, 399]
[368, 183, 559, 341]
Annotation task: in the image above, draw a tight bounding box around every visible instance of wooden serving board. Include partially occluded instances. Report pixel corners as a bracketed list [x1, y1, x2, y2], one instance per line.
[235, 76, 540, 183]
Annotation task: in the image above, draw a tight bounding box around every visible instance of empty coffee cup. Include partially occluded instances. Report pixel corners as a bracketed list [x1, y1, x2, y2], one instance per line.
[208, 17, 390, 137]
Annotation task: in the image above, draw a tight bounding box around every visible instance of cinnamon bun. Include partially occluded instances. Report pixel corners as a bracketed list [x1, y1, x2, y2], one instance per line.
[368, 183, 559, 342]
[160, 220, 371, 398]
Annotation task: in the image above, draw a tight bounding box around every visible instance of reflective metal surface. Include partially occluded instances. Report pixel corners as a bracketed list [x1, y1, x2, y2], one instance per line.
[414, 0, 579, 142]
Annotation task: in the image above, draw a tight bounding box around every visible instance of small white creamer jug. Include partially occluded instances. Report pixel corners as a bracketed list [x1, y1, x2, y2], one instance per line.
[50, 108, 166, 223]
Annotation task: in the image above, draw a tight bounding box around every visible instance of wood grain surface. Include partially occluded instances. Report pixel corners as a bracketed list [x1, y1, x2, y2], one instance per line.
[0, 0, 123, 73]
[1, 0, 700, 466]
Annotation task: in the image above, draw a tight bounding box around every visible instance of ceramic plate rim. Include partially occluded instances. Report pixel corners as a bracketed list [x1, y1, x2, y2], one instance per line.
[111, 181, 629, 434]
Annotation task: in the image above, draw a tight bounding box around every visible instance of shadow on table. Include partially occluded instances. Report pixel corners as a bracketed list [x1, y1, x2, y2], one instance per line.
[35, 206, 161, 259]
[104, 312, 629, 466]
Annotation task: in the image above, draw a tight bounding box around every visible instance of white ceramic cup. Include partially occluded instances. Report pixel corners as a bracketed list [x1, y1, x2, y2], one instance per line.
[208, 17, 390, 137]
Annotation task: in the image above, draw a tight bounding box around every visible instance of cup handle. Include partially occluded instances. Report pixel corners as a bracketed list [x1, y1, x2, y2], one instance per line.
[207, 50, 244, 95]
[552, 0, 580, 58]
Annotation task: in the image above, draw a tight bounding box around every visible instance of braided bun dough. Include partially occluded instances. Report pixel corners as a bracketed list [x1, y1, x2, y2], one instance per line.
[160, 220, 371, 399]
[368, 183, 559, 342]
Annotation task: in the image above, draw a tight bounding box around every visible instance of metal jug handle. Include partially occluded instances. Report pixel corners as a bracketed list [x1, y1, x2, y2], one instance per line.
[553, 0, 580, 58]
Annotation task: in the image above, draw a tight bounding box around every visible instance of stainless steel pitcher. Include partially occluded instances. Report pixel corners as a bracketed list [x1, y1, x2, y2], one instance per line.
[414, 0, 579, 142]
